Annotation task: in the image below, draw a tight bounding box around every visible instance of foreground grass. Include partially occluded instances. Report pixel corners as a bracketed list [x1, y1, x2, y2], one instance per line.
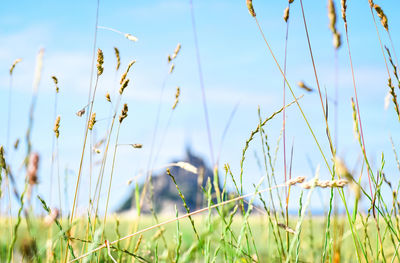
[0, 214, 398, 262]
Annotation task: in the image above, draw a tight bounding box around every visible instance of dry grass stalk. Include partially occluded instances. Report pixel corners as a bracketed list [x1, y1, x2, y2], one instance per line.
[53, 115, 61, 138]
[119, 104, 128, 123]
[297, 81, 313, 92]
[97, 48, 104, 76]
[9, 58, 22, 75]
[51, 76, 59, 93]
[119, 79, 129, 95]
[373, 4, 388, 31]
[172, 86, 180, 110]
[88, 113, 96, 130]
[246, 0, 256, 17]
[114, 47, 120, 71]
[105, 240, 117, 263]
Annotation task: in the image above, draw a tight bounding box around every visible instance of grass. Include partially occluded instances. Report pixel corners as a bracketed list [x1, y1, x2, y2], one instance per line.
[1, 0, 400, 262]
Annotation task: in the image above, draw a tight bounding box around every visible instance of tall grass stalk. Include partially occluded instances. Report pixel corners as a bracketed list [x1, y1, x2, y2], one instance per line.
[299, 0, 335, 155]
[189, 0, 215, 166]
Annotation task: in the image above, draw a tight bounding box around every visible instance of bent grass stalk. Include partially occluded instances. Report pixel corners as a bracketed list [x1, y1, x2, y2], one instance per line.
[299, 0, 335, 155]
[65, 48, 103, 262]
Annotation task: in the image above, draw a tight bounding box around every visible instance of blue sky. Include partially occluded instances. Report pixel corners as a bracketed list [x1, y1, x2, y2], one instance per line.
[0, 0, 399, 215]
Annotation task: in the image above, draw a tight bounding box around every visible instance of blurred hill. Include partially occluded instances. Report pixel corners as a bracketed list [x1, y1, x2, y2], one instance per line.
[118, 147, 220, 215]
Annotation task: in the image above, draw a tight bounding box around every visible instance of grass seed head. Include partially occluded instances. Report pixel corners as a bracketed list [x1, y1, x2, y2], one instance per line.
[246, 0, 256, 17]
[341, 0, 347, 24]
[97, 48, 104, 76]
[88, 113, 96, 130]
[333, 32, 341, 49]
[283, 7, 290, 22]
[19, 237, 37, 260]
[119, 78, 130, 95]
[286, 176, 306, 186]
[385, 46, 398, 79]
[297, 81, 313, 92]
[374, 4, 388, 31]
[0, 146, 5, 169]
[124, 33, 138, 42]
[351, 98, 362, 143]
[171, 43, 182, 60]
[14, 139, 20, 149]
[76, 108, 86, 117]
[53, 115, 61, 138]
[328, 0, 341, 49]
[9, 58, 22, 75]
[132, 144, 142, 149]
[51, 76, 59, 93]
[334, 157, 353, 181]
[301, 179, 348, 189]
[27, 152, 40, 185]
[120, 60, 136, 84]
[172, 86, 180, 110]
[114, 47, 121, 71]
[388, 78, 400, 120]
[174, 161, 198, 174]
[44, 208, 59, 226]
[119, 104, 128, 123]
[106, 92, 111, 102]
[328, 0, 337, 33]
[169, 63, 175, 74]
[277, 223, 296, 234]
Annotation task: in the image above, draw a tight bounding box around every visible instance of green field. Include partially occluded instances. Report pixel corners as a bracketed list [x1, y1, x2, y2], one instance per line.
[1, 215, 399, 262]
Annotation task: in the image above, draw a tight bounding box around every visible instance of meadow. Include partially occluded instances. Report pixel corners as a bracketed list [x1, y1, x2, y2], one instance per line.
[1, 0, 400, 262]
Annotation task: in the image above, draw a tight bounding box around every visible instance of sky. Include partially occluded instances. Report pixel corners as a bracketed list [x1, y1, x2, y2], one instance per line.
[0, 0, 399, 215]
